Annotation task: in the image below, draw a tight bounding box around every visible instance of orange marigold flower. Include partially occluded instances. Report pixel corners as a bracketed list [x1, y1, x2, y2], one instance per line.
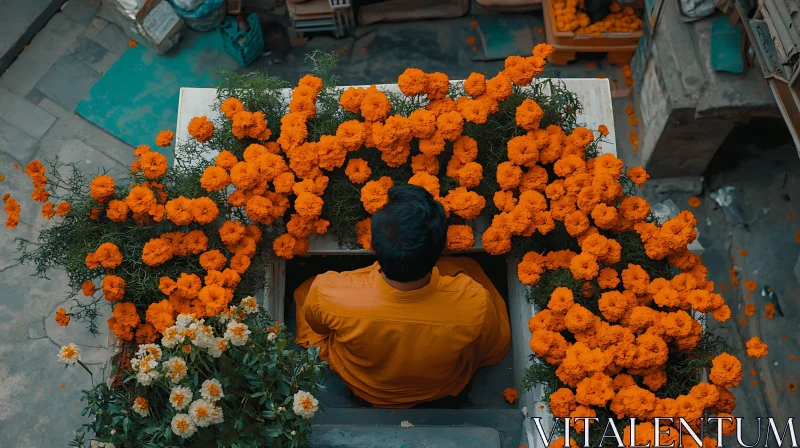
[618, 196, 650, 222]
[200, 166, 230, 191]
[464, 72, 486, 97]
[219, 220, 245, 246]
[139, 151, 168, 180]
[548, 388, 577, 418]
[515, 251, 544, 286]
[482, 225, 512, 256]
[425, 72, 449, 99]
[627, 166, 649, 185]
[215, 150, 238, 170]
[81, 280, 96, 296]
[30, 187, 48, 203]
[339, 86, 366, 113]
[273, 233, 297, 260]
[156, 130, 174, 147]
[744, 279, 756, 291]
[90, 175, 115, 202]
[188, 116, 214, 143]
[444, 187, 485, 220]
[360, 85, 392, 122]
[493, 190, 517, 213]
[191, 197, 219, 225]
[554, 154, 587, 178]
[533, 43, 555, 59]
[183, 229, 209, 255]
[198, 284, 231, 316]
[711, 304, 731, 322]
[345, 158, 372, 185]
[409, 153, 438, 176]
[55, 307, 70, 327]
[457, 97, 490, 124]
[485, 72, 512, 102]
[397, 67, 428, 97]
[709, 353, 743, 388]
[621, 263, 650, 295]
[516, 99, 544, 131]
[688, 196, 702, 208]
[576, 372, 615, 406]
[295, 192, 324, 219]
[360, 176, 393, 214]
[504, 55, 535, 86]
[336, 120, 365, 152]
[145, 300, 175, 333]
[40, 201, 55, 220]
[220, 97, 244, 119]
[158, 276, 177, 295]
[198, 250, 227, 272]
[436, 111, 464, 142]
[141, 238, 173, 267]
[95, 242, 123, 269]
[548, 287, 575, 314]
[745, 336, 768, 359]
[570, 253, 599, 280]
[502, 387, 519, 403]
[455, 162, 483, 189]
[496, 161, 522, 191]
[356, 218, 372, 250]
[55, 201, 70, 216]
[408, 108, 437, 139]
[598, 124, 609, 136]
[446, 224, 474, 251]
[113, 302, 140, 328]
[102, 274, 126, 302]
[126, 185, 156, 215]
[597, 267, 619, 289]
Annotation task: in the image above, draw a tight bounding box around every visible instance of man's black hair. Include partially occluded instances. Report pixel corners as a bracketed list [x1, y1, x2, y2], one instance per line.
[371, 184, 447, 282]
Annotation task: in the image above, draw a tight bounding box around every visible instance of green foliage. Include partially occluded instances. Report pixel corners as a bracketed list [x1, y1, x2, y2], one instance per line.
[70, 308, 326, 448]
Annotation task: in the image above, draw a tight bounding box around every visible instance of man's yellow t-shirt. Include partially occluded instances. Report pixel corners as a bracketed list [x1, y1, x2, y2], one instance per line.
[294, 256, 511, 408]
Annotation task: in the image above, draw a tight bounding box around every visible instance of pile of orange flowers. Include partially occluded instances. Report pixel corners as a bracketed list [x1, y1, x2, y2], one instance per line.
[551, 0, 643, 34]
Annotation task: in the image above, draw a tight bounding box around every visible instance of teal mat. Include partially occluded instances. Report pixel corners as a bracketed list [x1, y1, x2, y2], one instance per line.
[475, 15, 536, 61]
[76, 31, 238, 152]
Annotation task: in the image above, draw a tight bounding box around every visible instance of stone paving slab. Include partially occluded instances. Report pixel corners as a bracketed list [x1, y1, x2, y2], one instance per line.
[37, 98, 135, 169]
[0, 12, 85, 97]
[0, 117, 40, 166]
[309, 425, 502, 448]
[0, 0, 64, 72]
[0, 86, 56, 139]
[92, 20, 130, 55]
[36, 54, 101, 112]
[70, 35, 120, 74]
[0, 338, 100, 448]
[60, 0, 101, 26]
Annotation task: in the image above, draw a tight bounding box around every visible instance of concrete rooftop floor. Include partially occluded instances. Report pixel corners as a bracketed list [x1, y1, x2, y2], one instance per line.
[0, 0, 798, 446]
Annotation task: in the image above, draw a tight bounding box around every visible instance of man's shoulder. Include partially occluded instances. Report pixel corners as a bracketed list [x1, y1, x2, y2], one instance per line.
[310, 265, 377, 290]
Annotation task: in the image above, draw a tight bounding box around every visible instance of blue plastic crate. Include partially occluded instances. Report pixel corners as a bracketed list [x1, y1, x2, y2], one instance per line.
[219, 14, 264, 67]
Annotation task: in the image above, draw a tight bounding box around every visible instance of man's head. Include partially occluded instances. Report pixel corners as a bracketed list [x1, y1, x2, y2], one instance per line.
[371, 184, 447, 282]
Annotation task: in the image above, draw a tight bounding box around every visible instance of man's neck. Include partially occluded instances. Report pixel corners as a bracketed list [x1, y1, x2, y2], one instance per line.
[382, 272, 432, 292]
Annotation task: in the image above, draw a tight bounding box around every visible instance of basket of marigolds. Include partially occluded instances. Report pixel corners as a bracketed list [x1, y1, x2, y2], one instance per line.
[543, 0, 643, 65]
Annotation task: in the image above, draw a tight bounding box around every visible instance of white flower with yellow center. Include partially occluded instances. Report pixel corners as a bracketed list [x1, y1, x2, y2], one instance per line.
[207, 337, 228, 359]
[267, 332, 278, 342]
[175, 314, 196, 331]
[57, 343, 81, 365]
[161, 325, 181, 348]
[164, 356, 188, 383]
[132, 396, 149, 417]
[218, 306, 237, 323]
[210, 403, 224, 425]
[200, 379, 224, 402]
[136, 343, 162, 362]
[169, 385, 193, 410]
[134, 354, 160, 386]
[239, 296, 258, 314]
[190, 323, 214, 349]
[188, 399, 216, 427]
[224, 321, 251, 346]
[292, 390, 319, 419]
[171, 413, 197, 438]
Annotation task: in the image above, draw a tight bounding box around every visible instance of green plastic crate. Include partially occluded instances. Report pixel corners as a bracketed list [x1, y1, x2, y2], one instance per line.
[219, 14, 264, 67]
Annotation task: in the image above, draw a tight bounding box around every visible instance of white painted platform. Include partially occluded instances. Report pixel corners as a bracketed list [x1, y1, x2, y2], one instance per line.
[175, 80, 617, 448]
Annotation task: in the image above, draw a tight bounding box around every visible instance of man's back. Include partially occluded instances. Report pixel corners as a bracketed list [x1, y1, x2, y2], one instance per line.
[295, 257, 511, 408]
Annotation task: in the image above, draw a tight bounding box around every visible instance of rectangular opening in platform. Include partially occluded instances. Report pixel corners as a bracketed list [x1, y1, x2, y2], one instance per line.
[283, 253, 514, 410]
